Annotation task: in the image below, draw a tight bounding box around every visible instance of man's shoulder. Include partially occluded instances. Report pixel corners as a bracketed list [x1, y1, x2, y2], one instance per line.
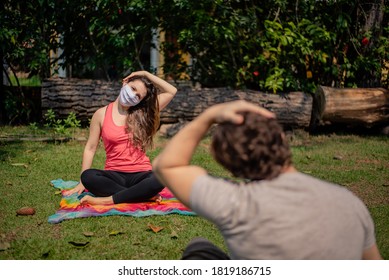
[194, 174, 238, 188]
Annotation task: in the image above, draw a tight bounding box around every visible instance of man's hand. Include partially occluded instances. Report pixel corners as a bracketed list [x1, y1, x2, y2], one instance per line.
[207, 100, 275, 125]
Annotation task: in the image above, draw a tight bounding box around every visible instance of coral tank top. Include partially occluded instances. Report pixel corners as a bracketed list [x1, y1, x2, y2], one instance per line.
[101, 102, 152, 172]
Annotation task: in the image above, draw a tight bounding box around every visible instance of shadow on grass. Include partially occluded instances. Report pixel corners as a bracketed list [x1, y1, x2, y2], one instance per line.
[309, 123, 389, 137]
[0, 142, 21, 161]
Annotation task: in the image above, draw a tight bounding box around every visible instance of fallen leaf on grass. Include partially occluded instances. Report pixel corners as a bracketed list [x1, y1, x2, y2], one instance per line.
[11, 163, 28, 168]
[16, 207, 36, 216]
[109, 230, 125, 236]
[147, 223, 164, 233]
[0, 242, 11, 251]
[68, 241, 90, 248]
[83, 231, 94, 237]
[170, 230, 178, 239]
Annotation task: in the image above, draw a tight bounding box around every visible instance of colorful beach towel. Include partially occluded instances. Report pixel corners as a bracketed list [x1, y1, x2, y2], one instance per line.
[48, 179, 195, 224]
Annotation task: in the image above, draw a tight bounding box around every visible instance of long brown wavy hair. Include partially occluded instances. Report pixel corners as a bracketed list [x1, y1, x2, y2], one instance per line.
[211, 112, 292, 180]
[125, 75, 160, 151]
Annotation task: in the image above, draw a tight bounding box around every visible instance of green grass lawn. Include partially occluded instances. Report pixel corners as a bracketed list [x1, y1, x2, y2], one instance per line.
[8, 75, 41, 87]
[0, 127, 388, 259]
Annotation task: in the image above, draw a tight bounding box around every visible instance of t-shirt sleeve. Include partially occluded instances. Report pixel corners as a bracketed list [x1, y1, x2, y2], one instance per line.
[353, 198, 377, 250]
[361, 207, 377, 250]
[190, 175, 237, 228]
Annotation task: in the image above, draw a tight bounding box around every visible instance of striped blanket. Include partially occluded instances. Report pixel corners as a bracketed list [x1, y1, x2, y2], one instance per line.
[48, 179, 195, 224]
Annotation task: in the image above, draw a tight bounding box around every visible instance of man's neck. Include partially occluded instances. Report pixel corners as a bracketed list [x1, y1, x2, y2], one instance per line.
[281, 165, 297, 174]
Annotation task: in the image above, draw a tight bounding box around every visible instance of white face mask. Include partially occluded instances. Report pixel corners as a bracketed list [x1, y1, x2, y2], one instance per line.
[119, 84, 141, 107]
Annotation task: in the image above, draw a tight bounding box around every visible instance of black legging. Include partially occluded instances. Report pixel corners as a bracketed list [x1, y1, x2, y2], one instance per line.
[80, 169, 164, 204]
[181, 237, 230, 260]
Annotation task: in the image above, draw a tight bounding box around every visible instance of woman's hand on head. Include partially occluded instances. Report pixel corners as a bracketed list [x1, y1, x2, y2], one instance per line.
[122, 71, 149, 83]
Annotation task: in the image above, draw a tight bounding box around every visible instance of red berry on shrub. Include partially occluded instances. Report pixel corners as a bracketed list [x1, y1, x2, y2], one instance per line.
[361, 37, 369, 46]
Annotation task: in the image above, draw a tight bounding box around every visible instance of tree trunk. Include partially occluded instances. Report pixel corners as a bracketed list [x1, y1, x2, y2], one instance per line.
[362, 0, 385, 36]
[42, 78, 389, 135]
[41, 78, 119, 124]
[159, 88, 313, 136]
[42, 78, 313, 128]
[310, 86, 389, 129]
[0, 49, 4, 124]
[160, 87, 312, 128]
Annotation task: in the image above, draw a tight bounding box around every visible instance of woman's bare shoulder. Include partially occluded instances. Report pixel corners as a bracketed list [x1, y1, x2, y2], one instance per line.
[96, 105, 108, 114]
[91, 105, 108, 123]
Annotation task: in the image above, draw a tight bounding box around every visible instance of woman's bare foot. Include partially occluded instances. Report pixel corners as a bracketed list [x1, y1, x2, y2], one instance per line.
[80, 195, 114, 205]
[80, 194, 162, 205]
[149, 194, 162, 203]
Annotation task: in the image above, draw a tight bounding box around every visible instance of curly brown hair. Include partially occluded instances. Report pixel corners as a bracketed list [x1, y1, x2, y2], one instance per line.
[125, 75, 160, 151]
[211, 112, 292, 180]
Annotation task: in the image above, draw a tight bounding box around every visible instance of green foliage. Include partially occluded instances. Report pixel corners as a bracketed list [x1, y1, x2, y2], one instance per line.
[160, 0, 388, 91]
[44, 109, 81, 137]
[43, 109, 59, 128]
[64, 112, 81, 129]
[28, 122, 39, 134]
[9, 75, 41, 87]
[54, 0, 159, 79]
[3, 88, 33, 125]
[1, 0, 388, 91]
[1, 0, 58, 80]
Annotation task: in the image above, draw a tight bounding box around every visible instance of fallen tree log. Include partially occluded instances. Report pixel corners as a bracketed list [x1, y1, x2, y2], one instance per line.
[310, 86, 389, 129]
[42, 78, 312, 128]
[41, 78, 119, 124]
[159, 88, 313, 136]
[160, 87, 312, 128]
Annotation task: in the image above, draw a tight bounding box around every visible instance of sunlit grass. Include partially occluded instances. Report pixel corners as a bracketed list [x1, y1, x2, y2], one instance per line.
[0, 127, 388, 259]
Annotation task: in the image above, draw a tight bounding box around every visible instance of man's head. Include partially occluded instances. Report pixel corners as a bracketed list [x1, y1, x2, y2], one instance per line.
[211, 112, 291, 180]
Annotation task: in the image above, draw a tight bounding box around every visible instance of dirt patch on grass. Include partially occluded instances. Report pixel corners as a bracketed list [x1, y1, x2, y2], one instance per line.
[1, 230, 18, 243]
[51, 224, 62, 239]
[346, 183, 389, 207]
[356, 159, 389, 169]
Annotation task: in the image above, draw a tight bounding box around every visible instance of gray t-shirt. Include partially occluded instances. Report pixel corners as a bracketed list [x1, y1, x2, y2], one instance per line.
[190, 172, 376, 259]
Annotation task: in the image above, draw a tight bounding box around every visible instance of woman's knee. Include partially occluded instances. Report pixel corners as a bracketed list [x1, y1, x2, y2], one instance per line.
[80, 169, 99, 187]
[150, 173, 165, 192]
